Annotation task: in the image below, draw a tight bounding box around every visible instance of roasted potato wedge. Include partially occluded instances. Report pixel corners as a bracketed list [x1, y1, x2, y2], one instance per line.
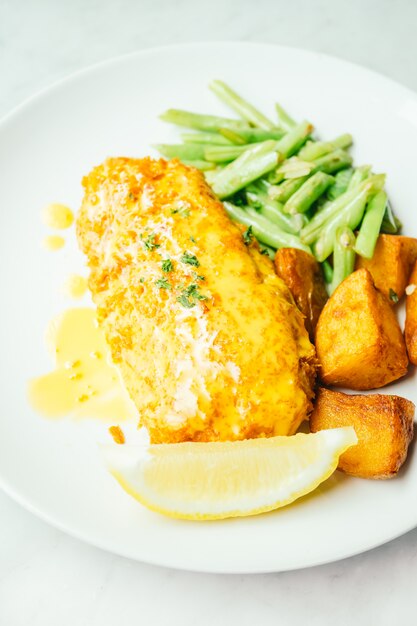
[310, 388, 415, 478]
[315, 268, 408, 389]
[356, 234, 417, 303]
[274, 248, 328, 339]
[405, 260, 417, 365]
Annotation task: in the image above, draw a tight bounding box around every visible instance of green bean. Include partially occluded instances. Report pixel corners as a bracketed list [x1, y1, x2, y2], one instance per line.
[330, 227, 356, 293]
[248, 177, 271, 195]
[204, 142, 266, 163]
[181, 132, 232, 145]
[160, 85, 389, 273]
[223, 202, 311, 252]
[218, 128, 247, 144]
[246, 208, 311, 252]
[298, 134, 353, 161]
[322, 260, 334, 285]
[275, 103, 296, 130]
[209, 80, 275, 130]
[253, 178, 309, 233]
[347, 165, 371, 190]
[220, 127, 285, 144]
[154, 143, 207, 160]
[381, 200, 401, 234]
[211, 141, 279, 199]
[159, 109, 250, 132]
[269, 149, 351, 198]
[258, 202, 304, 233]
[275, 120, 314, 157]
[204, 169, 222, 185]
[268, 166, 313, 185]
[297, 141, 331, 161]
[313, 182, 378, 262]
[301, 174, 386, 245]
[182, 159, 217, 171]
[312, 149, 353, 174]
[326, 168, 354, 200]
[245, 188, 300, 234]
[268, 177, 308, 202]
[278, 158, 314, 178]
[265, 170, 282, 185]
[332, 133, 353, 150]
[268, 158, 314, 185]
[284, 172, 335, 215]
[355, 190, 387, 259]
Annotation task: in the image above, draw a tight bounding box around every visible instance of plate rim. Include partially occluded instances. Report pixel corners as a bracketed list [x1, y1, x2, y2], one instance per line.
[2, 40, 417, 130]
[2, 472, 417, 575]
[1, 41, 417, 574]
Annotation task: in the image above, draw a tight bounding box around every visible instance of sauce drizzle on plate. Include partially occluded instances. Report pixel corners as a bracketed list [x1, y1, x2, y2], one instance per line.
[28, 307, 137, 423]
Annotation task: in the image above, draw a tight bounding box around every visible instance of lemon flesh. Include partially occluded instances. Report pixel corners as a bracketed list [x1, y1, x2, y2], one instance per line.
[102, 427, 357, 520]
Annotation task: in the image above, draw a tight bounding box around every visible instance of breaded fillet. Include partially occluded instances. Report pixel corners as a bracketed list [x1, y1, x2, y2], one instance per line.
[77, 157, 316, 443]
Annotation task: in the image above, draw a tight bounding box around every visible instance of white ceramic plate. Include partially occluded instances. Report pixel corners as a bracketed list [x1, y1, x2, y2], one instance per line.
[1, 43, 417, 574]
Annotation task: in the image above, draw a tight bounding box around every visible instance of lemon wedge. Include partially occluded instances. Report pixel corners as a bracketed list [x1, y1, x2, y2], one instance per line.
[102, 427, 357, 520]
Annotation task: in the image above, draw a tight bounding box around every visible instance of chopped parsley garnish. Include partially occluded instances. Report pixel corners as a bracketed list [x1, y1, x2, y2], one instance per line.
[180, 251, 200, 267]
[139, 277, 145, 283]
[177, 295, 196, 308]
[259, 245, 274, 254]
[155, 277, 171, 290]
[177, 283, 208, 308]
[143, 232, 160, 251]
[193, 272, 205, 281]
[171, 202, 190, 217]
[161, 258, 173, 273]
[243, 225, 253, 245]
[183, 283, 207, 300]
[389, 288, 399, 303]
[190, 235, 196, 243]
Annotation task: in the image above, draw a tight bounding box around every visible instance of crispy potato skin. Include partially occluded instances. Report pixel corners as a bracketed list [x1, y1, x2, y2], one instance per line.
[315, 268, 408, 390]
[274, 248, 328, 339]
[310, 388, 415, 478]
[356, 234, 417, 302]
[405, 260, 417, 365]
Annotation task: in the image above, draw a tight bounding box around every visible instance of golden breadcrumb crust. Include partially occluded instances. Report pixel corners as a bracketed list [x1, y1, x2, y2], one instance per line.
[77, 157, 316, 443]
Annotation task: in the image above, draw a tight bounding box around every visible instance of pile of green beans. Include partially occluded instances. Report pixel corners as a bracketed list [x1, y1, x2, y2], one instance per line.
[157, 80, 399, 292]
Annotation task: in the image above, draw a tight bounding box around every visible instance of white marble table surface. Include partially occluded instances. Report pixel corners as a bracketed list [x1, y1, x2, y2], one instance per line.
[1, 1, 417, 624]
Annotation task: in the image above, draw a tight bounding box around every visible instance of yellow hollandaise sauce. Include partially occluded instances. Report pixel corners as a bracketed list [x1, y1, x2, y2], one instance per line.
[42, 235, 65, 251]
[42, 203, 74, 229]
[28, 308, 137, 423]
[63, 274, 88, 299]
